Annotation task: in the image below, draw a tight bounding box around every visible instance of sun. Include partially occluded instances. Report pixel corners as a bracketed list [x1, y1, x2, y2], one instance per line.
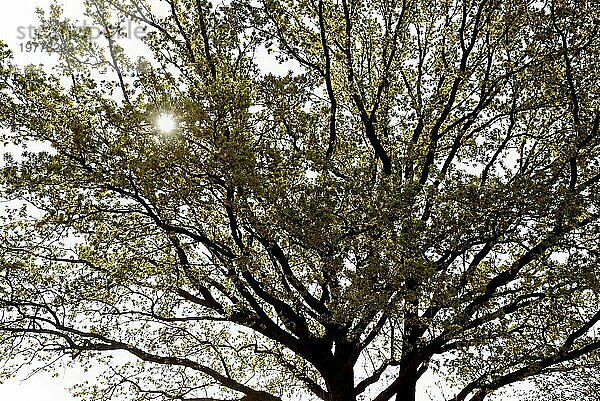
[156, 113, 176, 133]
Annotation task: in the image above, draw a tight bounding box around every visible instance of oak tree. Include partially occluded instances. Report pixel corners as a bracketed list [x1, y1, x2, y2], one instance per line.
[1, 0, 600, 400]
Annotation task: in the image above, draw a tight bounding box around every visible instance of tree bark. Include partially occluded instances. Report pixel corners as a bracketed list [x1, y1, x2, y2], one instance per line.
[394, 377, 417, 401]
[392, 358, 419, 401]
[324, 361, 356, 401]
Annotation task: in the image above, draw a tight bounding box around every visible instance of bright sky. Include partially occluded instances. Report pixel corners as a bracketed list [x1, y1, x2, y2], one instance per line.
[0, 2, 446, 401]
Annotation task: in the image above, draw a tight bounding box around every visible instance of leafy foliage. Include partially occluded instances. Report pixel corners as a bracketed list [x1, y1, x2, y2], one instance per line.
[0, 0, 599, 400]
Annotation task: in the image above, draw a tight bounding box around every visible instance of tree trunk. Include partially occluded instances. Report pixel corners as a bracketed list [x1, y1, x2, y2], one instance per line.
[394, 377, 417, 401]
[396, 372, 418, 401]
[324, 363, 356, 401]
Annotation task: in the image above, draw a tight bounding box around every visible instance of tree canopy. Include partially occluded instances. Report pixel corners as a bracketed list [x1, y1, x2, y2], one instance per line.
[1, 0, 599, 400]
